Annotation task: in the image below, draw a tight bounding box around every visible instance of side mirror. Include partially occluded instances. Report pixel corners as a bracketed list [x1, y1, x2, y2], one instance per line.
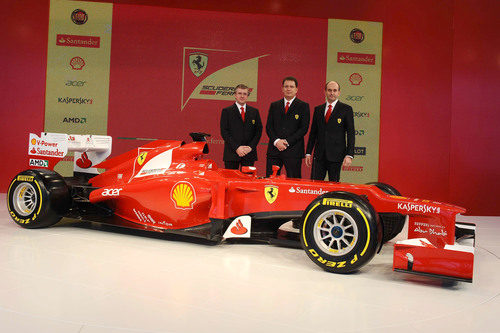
[270, 165, 280, 178]
[241, 166, 257, 176]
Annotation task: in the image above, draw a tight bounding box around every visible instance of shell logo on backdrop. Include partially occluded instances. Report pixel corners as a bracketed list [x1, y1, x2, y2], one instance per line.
[181, 47, 269, 110]
[171, 182, 196, 209]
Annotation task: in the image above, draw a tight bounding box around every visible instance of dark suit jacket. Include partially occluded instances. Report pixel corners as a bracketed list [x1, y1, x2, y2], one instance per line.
[266, 98, 310, 158]
[220, 104, 262, 162]
[306, 101, 355, 162]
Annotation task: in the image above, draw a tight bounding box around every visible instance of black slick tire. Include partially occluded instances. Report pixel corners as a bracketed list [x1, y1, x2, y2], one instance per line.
[300, 191, 381, 273]
[7, 169, 71, 229]
[367, 182, 406, 242]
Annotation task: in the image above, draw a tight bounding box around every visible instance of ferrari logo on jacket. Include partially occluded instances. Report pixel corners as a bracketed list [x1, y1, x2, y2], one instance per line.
[137, 152, 148, 165]
[264, 185, 279, 204]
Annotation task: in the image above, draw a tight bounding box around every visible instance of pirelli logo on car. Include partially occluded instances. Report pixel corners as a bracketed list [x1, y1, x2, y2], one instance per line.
[321, 198, 353, 208]
[17, 175, 34, 182]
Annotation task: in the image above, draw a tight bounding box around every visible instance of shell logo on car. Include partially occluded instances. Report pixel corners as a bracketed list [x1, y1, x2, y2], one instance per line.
[171, 182, 196, 209]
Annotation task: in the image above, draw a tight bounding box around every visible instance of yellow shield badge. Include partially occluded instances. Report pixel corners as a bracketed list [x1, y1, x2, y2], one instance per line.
[137, 152, 148, 165]
[264, 185, 279, 204]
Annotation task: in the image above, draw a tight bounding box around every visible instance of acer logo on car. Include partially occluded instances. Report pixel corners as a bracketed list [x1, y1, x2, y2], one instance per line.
[102, 188, 123, 196]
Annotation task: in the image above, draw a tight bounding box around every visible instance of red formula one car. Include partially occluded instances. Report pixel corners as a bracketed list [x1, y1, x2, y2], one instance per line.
[7, 132, 476, 282]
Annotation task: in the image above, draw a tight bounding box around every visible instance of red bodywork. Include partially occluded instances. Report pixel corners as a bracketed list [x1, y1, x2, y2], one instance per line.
[33, 137, 476, 282]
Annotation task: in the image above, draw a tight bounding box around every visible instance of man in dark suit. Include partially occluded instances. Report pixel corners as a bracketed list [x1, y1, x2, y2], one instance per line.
[305, 81, 355, 181]
[266, 77, 310, 178]
[220, 84, 262, 169]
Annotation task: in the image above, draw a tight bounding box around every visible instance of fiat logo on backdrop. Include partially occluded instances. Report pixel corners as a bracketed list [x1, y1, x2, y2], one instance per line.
[71, 9, 88, 25]
[350, 28, 365, 43]
[349, 73, 363, 85]
[70, 57, 85, 70]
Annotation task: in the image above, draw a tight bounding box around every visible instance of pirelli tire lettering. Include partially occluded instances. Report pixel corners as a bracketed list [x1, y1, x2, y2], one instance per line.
[7, 169, 71, 229]
[300, 192, 382, 273]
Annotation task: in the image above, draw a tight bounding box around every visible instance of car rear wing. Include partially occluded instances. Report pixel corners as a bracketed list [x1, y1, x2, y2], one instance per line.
[28, 132, 112, 175]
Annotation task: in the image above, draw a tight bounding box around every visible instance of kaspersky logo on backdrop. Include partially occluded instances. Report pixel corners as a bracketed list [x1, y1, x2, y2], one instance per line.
[181, 47, 269, 110]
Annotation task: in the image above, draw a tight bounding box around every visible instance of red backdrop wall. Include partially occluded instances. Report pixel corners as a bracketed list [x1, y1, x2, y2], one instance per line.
[1, 0, 499, 215]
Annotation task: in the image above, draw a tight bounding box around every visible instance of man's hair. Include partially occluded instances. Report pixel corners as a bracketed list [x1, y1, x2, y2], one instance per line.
[325, 80, 340, 91]
[235, 84, 249, 91]
[282, 76, 298, 87]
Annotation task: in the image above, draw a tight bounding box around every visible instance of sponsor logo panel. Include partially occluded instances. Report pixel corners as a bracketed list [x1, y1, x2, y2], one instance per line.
[28, 133, 68, 158]
[337, 52, 375, 65]
[289, 187, 328, 195]
[101, 188, 123, 196]
[171, 181, 196, 209]
[57, 97, 93, 104]
[65, 80, 86, 87]
[354, 111, 370, 118]
[354, 147, 366, 156]
[355, 129, 366, 136]
[345, 95, 364, 102]
[342, 165, 364, 172]
[29, 159, 49, 168]
[264, 185, 279, 204]
[56, 34, 100, 48]
[350, 28, 365, 43]
[71, 9, 88, 25]
[70, 56, 85, 70]
[349, 73, 363, 85]
[398, 203, 441, 214]
[17, 175, 34, 182]
[63, 117, 87, 123]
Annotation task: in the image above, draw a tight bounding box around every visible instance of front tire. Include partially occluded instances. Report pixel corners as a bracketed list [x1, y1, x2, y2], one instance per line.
[367, 182, 406, 242]
[7, 169, 71, 228]
[300, 192, 381, 273]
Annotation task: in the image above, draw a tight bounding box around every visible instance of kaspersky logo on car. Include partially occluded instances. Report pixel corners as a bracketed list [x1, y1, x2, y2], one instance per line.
[171, 182, 196, 209]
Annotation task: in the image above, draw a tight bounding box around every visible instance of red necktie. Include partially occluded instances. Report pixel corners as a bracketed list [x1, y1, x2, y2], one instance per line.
[285, 102, 290, 114]
[240, 107, 245, 122]
[325, 104, 333, 123]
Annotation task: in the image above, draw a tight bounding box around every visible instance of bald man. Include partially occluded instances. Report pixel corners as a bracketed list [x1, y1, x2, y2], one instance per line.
[305, 81, 355, 181]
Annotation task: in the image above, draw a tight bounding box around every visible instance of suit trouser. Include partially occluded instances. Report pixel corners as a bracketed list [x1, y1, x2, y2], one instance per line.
[311, 155, 342, 182]
[224, 160, 255, 170]
[266, 156, 302, 178]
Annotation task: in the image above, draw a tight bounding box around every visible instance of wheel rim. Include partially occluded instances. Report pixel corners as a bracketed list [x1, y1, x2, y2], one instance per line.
[12, 182, 37, 217]
[313, 209, 358, 256]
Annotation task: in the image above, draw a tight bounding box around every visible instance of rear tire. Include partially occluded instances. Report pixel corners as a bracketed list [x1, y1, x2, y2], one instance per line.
[300, 192, 381, 273]
[7, 169, 71, 228]
[367, 182, 406, 242]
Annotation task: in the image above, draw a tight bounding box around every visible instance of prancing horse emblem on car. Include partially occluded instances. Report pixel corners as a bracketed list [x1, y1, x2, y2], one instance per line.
[265, 185, 279, 204]
[189, 52, 208, 77]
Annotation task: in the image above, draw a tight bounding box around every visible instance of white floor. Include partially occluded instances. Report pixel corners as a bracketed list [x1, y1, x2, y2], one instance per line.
[0, 193, 499, 333]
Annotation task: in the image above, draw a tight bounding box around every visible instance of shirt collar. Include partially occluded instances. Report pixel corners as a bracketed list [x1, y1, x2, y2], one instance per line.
[235, 102, 246, 111]
[284, 97, 296, 105]
[325, 99, 339, 111]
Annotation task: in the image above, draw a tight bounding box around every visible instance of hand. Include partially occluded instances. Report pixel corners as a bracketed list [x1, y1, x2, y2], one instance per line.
[305, 155, 312, 167]
[275, 139, 288, 151]
[236, 146, 247, 157]
[242, 146, 252, 155]
[343, 156, 353, 167]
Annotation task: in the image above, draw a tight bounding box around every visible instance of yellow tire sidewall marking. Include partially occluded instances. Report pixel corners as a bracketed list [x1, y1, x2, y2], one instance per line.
[302, 202, 320, 247]
[356, 207, 371, 257]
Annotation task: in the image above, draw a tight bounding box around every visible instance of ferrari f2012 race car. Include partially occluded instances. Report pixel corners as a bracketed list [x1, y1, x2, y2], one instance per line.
[7, 132, 476, 282]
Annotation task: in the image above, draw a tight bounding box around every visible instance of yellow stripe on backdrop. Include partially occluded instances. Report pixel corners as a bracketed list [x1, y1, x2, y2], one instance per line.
[327, 19, 383, 183]
[45, 0, 113, 175]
